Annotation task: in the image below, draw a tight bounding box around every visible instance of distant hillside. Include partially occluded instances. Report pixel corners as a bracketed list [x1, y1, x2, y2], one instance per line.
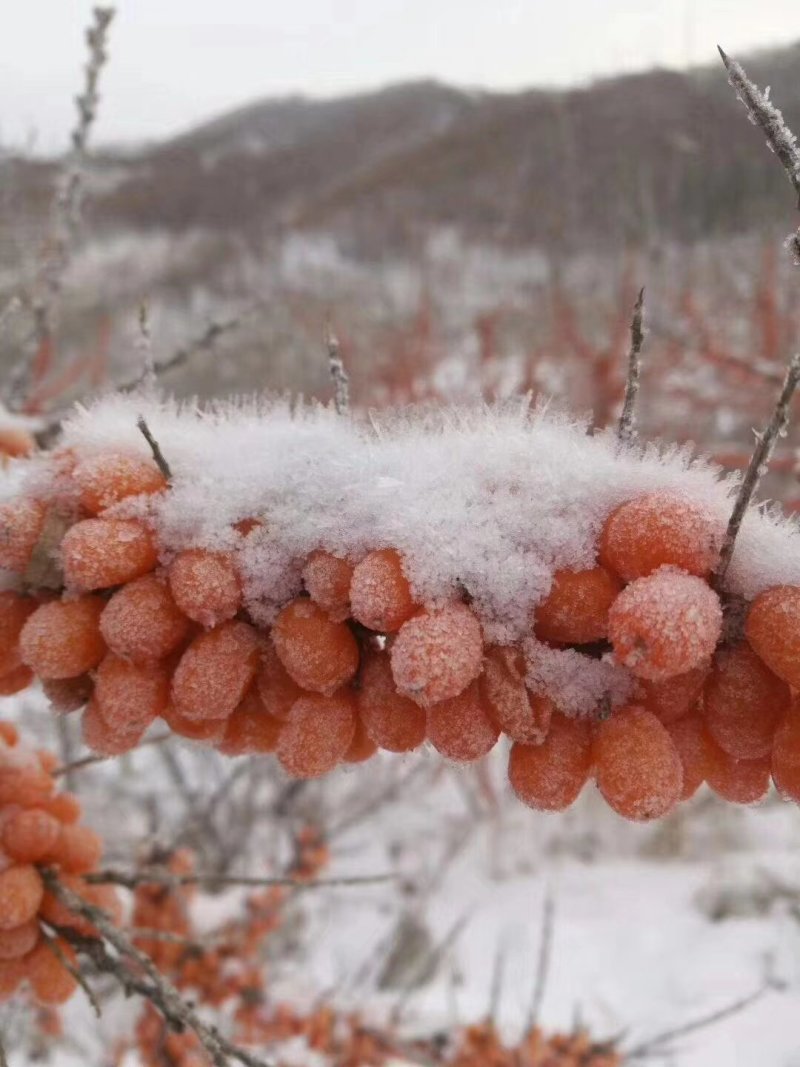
[8, 43, 800, 257]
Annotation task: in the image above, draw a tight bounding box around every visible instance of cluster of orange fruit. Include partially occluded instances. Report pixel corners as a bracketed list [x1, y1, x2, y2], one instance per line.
[120, 834, 621, 1067]
[0, 718, 121, 1006]
[3, 446, 800, 821]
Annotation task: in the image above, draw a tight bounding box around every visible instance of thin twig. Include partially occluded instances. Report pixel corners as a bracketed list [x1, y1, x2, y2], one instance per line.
[526, 889, 555, 1033]
[327, 326, 350, 415]
[617, 287, 645, 444]
[0, 1032, 8, 1067]
[86, 866, 394, 891]
[137, 303, 155, 385]
[714, 353, 800, 588]
[486, 937, 507, 1024]
[137, 416, 172, 482]
[52, 732, 172, 777]
[626, 981, 773, 1060]
[42, 931, 102, 1018]
[718, 47, 800, 205]
[41, 870, 274, 1067]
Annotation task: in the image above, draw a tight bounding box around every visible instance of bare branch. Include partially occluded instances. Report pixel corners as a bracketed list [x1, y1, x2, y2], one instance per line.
[617, 287, 646, 444]
[137, 416, 172, 482]
[42, 870, 274, 1067]
[327, 327, 350, 415]
[526, 889, 555, 1033]
[86, 866, 395, 891]
[714, 353, 800, 588]
[0, 1032, 8, 1067]
[52, 732, 172, 778]
[42, 931, 102, 1018]
[626, 981, 773, 1060]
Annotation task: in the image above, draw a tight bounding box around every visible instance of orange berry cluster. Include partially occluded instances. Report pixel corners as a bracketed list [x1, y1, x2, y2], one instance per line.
[2, 448, 800, 821]
[0, 719, 120, 1006]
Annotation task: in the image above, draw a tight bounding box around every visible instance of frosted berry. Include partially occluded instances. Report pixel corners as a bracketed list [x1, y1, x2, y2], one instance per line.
[356, 649, 426, 752]
[172, 621, 261, 721]
[95, 654, 170, 732]
[480, 646, 552, 744]
[508, 713, 593, 811]
[72, 451, 166, 514]
[272, 598, 359, 696]
[168, 548, 242, 628]
[20, 597, 106, 679]
[426, 680, 499, 762]
[594, 706, 683, 821]
[61, 517, 158, 590]
[0, 865, 43, 929]
[533, 566, 621, 645]
[745, 585, 800, 689]
[391, 602, 483, 708]
[101, 575, 189, 664]
[350, 548, 417, 633]
[276, 691, 356, 778]
[703, 642, 788, 759]
[303, 550, 353, 622]
[0, 498, 46, 572]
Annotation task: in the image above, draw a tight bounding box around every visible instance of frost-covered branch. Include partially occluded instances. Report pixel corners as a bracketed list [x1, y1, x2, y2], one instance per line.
[3, 7, 115, 411]
[87, 866, 394, 891]
[714, 352, 800, 587]
[42, 870, 275, 1067]
[617, 288, 646, 444]
[327, 327, 350, 415]
[137, 416, 172, 482]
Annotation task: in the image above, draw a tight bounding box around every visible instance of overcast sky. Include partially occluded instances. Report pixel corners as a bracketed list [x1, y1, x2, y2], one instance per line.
[4, 0, 800, 153]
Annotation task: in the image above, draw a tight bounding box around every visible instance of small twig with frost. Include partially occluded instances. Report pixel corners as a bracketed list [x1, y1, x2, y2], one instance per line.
[3, 7, 115, 410]
[137, 416, 172, 482]
[42, 870, 274, 1067]
[626, 980, 774, 1060]
[391, 913, 471, 1023]
[86, 866, 394, 891]
[52, 732, 172, 777]
[327, 326, 350, 415]
[714, 353, 800, 588]
[525, 889, 555, 1033]
[137, 303, 155, 384]
[617, 288, 646, 444]
[42, 931, 102, 1018]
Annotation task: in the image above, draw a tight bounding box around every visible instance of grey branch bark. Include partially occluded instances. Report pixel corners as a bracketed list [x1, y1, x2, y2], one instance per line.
[136, 416, 172, 482]
[327, 328, 350, 415]
[86, 866, 394, 891]
[714, 353, 800, 588]
[617, 287, 646, 444]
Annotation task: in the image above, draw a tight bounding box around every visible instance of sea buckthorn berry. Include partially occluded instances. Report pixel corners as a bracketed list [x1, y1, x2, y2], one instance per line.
[594, 706, 683, 821]
[39, 874, 120, 938]
[272, 598, 359, 696]
[745, 585, 800, 689]
[172, 620, 261, 721]
[480, 646, 552, 744]
[42, 675, 94, 715]
[0, 767, 53, 808]
[27, 939, 79, 1005]
[255, 642, 304, 720]
[703, 643, 788, 759]
[37, 750, 59, 775]
[162, 704, 228, 744]
[0, 666, 33, 696]
[427, 680, 499, 762]
[665, 712, 711, 800]
[0, 919, 39, 961]
[0, 426, 35, 460]
[349, 549, 418, 633]
[705, 735, 771, 804]
[771, 706, 800, 803]
[608, 569, 722, 680]
[277, 690, 356, 778]
[599, 492, 722, 581]
[1, 809, 60, 863]
[82, 697, 149, 756]
[344, 716, 379, 763]
[61, 518, 158, 590]
[0, 957, 24, 1000]
[72, 451, 166, 514]
[20, 596, 105, 679]
[635, 663, 710, 725]
[391, 602, 483, 708]
[508, 713, 593, 811]
[533, 566, 621, 645]
[0, 865, 43, 929]
[42, 793, 82, 825]
[0, 497, 46, 572]
[0, 722, 18, 746]
[101, 575, 189, 664]
[356, 649, 426, 752]
[46, 824, 103, 875]
[303, 550, 354, 622]
[168, 548, 242, 628]
[217, 689, 282, 756]
[0, 591, 36, 676]
[95, 654, 170, 732]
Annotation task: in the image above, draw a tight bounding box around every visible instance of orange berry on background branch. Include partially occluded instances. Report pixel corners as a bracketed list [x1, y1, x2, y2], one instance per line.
[271, 597, 359, 696]
[608, 569, 722, 680]
[533, 566, 621, 645]
[349, 548, 418, 633]
[599, 491, 722, 581]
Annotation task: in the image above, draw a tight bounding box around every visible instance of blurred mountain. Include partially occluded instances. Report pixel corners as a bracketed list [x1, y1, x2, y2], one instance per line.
[7, 43, 800, 258]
